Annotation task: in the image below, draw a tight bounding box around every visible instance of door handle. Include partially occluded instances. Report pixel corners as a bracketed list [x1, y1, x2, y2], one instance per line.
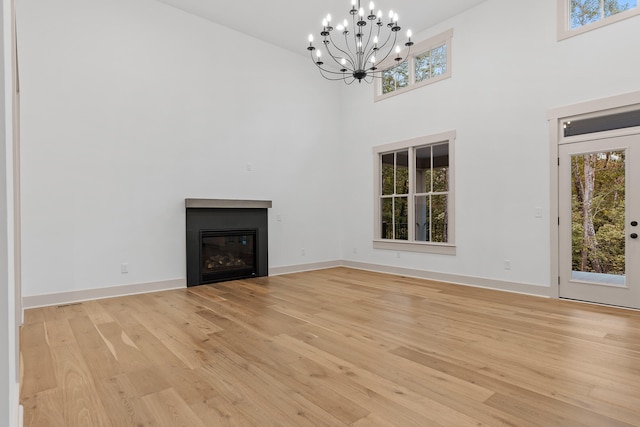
[631, 233, 639, 239]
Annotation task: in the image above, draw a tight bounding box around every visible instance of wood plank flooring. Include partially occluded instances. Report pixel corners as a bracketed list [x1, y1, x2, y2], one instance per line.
[20, 267, 640, 426]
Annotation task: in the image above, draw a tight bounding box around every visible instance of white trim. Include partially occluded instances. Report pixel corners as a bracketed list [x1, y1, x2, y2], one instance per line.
[549, 115, 560, 299]
[548, 90, 640, 302]
[372, 131, 456, 154]
[21, 262, 551, 308]
[270, 260, 549, 297]
[548, 91, 640, 121]
[375, 29, 453, 102]
[15, 393, 22, 427]
[372, 240, 456, 255]
[341, 261, 550, 298]
[22, 278, 185, 309]
[269, 260, 342, 276]
[557, 103, 640, 146]
[557, 0, 640, 41]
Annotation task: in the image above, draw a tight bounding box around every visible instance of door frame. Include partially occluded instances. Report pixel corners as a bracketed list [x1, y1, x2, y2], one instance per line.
[548, 91, 640, 300]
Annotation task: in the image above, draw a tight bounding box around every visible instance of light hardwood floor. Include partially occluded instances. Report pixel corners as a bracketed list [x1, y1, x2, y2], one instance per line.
[20, 267, 640, 426]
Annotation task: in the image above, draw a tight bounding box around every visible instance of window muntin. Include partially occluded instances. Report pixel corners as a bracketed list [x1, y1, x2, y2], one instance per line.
[559, 0, 640, 39]
[376, 29, 453, 101]
[415, 44, 447, 84]
[373, 131, 455, 254]
[382, 62, 409, 95]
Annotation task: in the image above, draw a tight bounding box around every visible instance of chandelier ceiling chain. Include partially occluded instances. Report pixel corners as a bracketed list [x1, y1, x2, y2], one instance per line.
[307, 0, 413, 84]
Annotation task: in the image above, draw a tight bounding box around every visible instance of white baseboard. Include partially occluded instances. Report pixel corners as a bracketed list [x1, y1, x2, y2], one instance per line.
[341, 260, 550, 297]
[22, 279, 186, 309]
[269, 260, 342, 276]
[22, 262, 551, 309]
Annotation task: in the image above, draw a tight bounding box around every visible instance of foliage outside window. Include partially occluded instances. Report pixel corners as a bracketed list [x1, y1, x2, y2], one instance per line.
[415, 144, 450, 243]
[376, 29, 453, 101]
[373, 131, 456, 255]
[381, 62, 409, 95]
[381, 151, 409, 240]
[559, 0, 640, 39]
[571, 151, 626, 276]
[415, 45, 447, 84]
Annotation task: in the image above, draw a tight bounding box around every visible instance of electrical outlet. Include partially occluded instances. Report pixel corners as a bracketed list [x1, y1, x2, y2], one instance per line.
[301, 248, 305, 256]
[504, 260, 511, 270]
[535, 207, 543, 218]
[121, 263, 129, 274]
[353, 247, 357, 254]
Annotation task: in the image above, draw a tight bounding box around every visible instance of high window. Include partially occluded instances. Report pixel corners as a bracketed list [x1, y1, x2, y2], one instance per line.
[375, 29, 453, 101]
[373, 131, 456, 255]
[558, 0, 639, 39]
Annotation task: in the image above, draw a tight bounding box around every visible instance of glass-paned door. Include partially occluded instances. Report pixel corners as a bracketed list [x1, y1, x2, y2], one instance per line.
[558, 135, 640, 309]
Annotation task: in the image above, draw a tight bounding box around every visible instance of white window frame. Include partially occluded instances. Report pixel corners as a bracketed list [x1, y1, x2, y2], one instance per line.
[558, 0, 640, 40]
[372, 131, 456, 255]
[374, 29, 453, 102]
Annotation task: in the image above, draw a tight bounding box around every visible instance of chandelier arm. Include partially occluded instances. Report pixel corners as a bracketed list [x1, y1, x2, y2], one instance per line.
[310, 51, 345, 76]
[309, 49, 349, 76]
[314, 60, 355, 77]
[370, 30, 400, 70]
[325, 32, 356, 70]
[375, 24, 395, 53]
[364, 22, 384, 65]
[361, 18, 377, 63]
[341, 31, 358, 69]
[316, 66, 353, 76]
[352, 13, 364, 71]
[317, 67, 352, 82]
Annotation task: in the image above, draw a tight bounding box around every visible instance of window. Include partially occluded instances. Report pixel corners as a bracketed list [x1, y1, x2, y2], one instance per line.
[373, 131, 456, 255]
[563, 108, 640, 137]
[375, 29, 453, 101]
[381, 62, 409, 95]
[380, 151, 409, 240]
[558, 0, 640, 40]
[415, 44, 447, 83]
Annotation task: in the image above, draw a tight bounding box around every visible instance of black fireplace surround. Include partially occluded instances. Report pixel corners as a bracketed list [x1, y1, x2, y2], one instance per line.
[185, 199, 270, 287]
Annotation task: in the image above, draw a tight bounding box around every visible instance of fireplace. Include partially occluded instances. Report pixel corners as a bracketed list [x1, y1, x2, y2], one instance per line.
[186, 199, 270, 287]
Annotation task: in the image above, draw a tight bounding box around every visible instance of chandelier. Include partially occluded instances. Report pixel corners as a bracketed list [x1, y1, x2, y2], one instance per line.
[307, 0, 413, 84]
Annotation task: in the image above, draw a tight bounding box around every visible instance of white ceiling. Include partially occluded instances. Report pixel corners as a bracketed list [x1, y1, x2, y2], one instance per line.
[155, 0, 487, 55]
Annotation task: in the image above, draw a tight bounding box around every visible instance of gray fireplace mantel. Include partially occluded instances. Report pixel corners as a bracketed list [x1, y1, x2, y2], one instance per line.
[185, 199, 272, 209]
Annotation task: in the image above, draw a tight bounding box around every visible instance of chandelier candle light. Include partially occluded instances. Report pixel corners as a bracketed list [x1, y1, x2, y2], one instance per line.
[307, 0, 413, 84]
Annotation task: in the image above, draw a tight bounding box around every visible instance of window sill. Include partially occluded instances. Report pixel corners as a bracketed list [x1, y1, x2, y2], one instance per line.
[372, 240, 456, 255]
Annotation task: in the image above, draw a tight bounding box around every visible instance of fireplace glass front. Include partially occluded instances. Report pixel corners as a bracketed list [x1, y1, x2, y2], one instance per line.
[200, 229, 257, 284]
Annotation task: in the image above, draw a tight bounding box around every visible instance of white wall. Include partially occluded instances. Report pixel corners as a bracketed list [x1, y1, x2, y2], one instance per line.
[340, 0, 640, 289]
[17, 0, 640, 301]
[18, 0, 343, 298]
[1, 0, 20, 423]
